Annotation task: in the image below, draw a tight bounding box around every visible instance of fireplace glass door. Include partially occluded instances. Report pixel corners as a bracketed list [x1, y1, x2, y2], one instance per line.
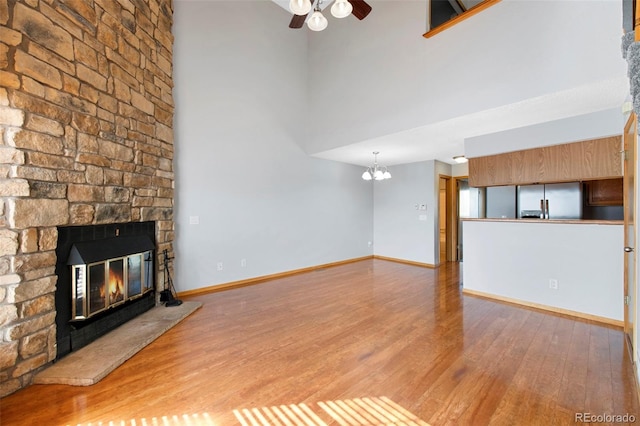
[143, 251, 153, 292]
[108, 258, 125, 306]
[127, 254, 143, 297]
[71, 250, 154, 321]
[88, 262, 107, 316]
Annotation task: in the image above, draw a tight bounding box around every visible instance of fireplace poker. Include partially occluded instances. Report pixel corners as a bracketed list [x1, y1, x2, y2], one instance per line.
[161, 249, 183, 306]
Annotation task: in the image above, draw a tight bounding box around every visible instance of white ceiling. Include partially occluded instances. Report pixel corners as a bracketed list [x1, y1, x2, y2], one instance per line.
[311, 76, 630, 167]
[272, 0, 630, 167]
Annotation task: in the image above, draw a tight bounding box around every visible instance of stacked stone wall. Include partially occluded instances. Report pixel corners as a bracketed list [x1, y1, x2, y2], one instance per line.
[624, 32, 640, 117]
[0, 0, 174, 396]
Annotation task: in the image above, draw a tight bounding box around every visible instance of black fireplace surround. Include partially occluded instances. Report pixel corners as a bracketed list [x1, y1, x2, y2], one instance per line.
[55, 222, 156, 360]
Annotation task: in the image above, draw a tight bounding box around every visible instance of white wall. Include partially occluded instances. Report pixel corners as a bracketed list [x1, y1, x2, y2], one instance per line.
[373, 160, 452, 265]
[452, 162, 468, 177]
[465, 108, 625, 158]
[373, 161, 434, 264]
[463, 220, 624, 321]
[303, 0, 627, 155]
[172, 1, 373, 291]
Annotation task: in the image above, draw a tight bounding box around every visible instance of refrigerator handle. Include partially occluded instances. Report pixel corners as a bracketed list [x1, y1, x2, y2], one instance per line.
[540, 199, 545, 219]
[545, 199, 549, 219]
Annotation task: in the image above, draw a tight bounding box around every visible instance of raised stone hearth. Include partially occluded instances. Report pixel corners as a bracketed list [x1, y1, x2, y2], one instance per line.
[34, 301, 201, 386]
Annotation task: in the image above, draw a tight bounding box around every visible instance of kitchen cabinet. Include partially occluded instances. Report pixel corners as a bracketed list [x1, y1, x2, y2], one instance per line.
[469, 136, 622, 187]
[586, 178, 624, 206]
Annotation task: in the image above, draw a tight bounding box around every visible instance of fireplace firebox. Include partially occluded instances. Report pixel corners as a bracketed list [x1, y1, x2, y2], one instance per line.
[55, 222, 157, 359]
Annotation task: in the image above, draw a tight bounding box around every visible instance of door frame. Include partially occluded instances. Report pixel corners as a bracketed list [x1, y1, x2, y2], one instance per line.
[624, 112, 637, 357]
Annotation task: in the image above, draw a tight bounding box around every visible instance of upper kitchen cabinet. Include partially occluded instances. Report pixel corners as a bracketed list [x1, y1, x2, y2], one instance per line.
[585, 178, 624, 206]
[468, 136, 622, 187]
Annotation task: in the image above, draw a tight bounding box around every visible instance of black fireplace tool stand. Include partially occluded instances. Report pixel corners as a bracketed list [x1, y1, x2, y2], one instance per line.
[160, 249, 183, 307]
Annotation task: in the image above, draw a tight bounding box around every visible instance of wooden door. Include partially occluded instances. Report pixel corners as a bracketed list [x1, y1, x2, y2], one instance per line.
[624, 112, 637, 356]
[439, 177, 448, 264]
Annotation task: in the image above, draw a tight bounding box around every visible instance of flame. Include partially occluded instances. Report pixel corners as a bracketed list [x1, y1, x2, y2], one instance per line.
[109, 270, 125, 303]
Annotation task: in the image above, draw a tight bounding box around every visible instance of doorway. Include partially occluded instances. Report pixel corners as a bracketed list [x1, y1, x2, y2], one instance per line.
[455, 177, 482, 261]
[438, 175, 455, 264]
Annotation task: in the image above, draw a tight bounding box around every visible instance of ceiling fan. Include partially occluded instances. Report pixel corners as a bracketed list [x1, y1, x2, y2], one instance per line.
[289, 0, 372, 31]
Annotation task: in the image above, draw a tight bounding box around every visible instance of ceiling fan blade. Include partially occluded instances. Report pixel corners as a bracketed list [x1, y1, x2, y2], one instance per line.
[289, 14, 308, 29]
[349, 0, 372, 20]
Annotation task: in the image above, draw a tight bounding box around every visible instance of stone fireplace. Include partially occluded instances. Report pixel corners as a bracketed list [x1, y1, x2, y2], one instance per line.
[0, 0, 175, 396]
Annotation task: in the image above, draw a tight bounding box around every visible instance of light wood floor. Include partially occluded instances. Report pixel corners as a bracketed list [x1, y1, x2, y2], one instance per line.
[1, 259, 639, 425]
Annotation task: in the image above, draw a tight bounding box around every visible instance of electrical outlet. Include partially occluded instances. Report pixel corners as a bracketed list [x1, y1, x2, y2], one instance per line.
[241, 258, 246, 267]
[549, 279, 558, 290]
[217, 262, 223, 271]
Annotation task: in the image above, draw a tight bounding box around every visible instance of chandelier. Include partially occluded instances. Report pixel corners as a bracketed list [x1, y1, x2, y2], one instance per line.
[290, 0, 353, 31]
[362, 152, 392, 181]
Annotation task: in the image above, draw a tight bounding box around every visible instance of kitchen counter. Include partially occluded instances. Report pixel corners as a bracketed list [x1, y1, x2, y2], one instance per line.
[462, 219, 623, 323]
[463, 218, 623, 225]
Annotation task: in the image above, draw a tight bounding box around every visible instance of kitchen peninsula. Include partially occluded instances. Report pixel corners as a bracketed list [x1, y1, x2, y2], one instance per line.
[462, 217, 623, 324]
[462, 130, 626, 324]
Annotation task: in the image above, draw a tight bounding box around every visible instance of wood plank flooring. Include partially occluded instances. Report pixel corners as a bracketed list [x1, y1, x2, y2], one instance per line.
[1, 259, 638, 425]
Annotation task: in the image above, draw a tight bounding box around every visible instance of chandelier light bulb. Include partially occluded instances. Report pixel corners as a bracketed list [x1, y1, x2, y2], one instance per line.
[362, 170, 372, 180]
[289, 0, 312, 15]
[373, 169, 384, 180]
[383, 170, 391, 179]
[331, 0, 353, 18]
[307, 10, 328, 31]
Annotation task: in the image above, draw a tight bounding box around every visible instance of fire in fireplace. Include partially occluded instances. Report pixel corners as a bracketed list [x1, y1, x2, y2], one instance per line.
[55, 222, 157, 359]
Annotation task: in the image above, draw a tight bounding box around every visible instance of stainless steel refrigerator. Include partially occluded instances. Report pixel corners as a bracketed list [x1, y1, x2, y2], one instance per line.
[516, 182, 582, 219]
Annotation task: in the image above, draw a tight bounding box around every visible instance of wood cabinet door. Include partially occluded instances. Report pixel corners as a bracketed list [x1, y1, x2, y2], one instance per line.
[587, 178, 624, 206]
[469, 136, 622, 187]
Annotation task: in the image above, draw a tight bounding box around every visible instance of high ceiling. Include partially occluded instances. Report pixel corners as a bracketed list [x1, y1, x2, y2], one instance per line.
[310, 77, 629, 167]
[271, 0, 629, 167]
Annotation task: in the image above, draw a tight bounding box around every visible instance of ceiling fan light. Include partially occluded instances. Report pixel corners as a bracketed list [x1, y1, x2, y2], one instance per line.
[362, 170, 372, 180]
[331, 0, 353, 18]
[289, 0, 312, 15]
[307, 10, 328, 31]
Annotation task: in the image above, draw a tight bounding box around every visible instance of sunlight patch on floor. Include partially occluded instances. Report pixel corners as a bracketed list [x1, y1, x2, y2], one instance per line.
[233, 397, 431, 426]
[234, 403, 326, 426]
[68, 412, 216, 426]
